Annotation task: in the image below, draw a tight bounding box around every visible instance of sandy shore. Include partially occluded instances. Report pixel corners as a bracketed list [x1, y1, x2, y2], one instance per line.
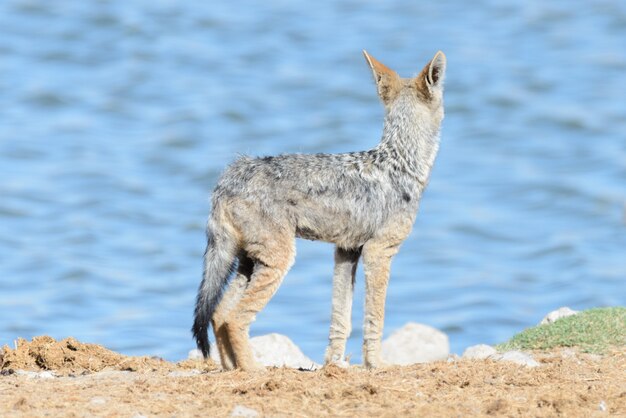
[1, 336, 625, 416]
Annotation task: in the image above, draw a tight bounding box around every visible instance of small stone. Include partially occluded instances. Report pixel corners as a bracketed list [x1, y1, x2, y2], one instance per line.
[231, 405, 259, 417]
[382, 323, 449, 365]
[588, 354, 603, 362]
[446, 354, 460, 363]
[88, 371, 131, 380]
[209, 347, 222, 365]
[15, 371, 38, 378]
[560, 348, 577, 358]
[598, 400, 607, 412]
[188, 348, 203, 360]
[250, 334, 320, 370]
[492, 350, 540, 367]
[90, 397, 107, 405]
[203, 335, 319, 369]
[540, 307, 578, 325]
[462, 344, 497, 360]
[168, 370, 201, 377]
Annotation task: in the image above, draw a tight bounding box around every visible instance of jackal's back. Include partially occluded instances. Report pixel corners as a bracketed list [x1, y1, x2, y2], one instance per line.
[213, 150, 420, 249]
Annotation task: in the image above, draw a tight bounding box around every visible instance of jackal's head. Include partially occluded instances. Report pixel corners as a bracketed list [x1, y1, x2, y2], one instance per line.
[363, 50, 446, 128]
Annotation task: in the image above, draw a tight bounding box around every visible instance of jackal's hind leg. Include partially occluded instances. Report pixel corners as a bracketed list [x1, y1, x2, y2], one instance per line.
[211, 255, 253, 370]
[225, 237, 295, 371]
[362, 240, 400, 369]
[324, 246, 361, 367]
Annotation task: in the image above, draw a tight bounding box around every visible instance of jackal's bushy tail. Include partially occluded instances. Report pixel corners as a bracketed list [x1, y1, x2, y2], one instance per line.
[192, 218, 237, 358]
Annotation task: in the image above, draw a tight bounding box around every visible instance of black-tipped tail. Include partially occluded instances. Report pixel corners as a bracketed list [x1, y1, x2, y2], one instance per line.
[192, 293, 212, 358]
[192, 225, 237, 358]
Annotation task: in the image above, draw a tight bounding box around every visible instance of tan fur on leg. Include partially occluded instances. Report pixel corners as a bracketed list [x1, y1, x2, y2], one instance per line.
[210, 255, 253, 370]
[212, 266, 250, 370]
[325, 247, 360, 367]
[361, 243, 397, 368]
[225, 237, 295, 370]
[212, 323, 235, 370]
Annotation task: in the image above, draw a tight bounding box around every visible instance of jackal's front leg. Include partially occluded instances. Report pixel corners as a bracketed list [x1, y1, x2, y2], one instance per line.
[324, 246, 361, 367]
[361, 240, 400, 369]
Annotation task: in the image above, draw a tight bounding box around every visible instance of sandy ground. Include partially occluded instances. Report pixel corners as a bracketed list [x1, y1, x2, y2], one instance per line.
[1, 337, 625, 417]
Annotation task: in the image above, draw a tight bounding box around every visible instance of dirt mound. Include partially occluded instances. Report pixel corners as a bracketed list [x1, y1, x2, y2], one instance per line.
[0, 336, 217, 374]
[1, 337, 625, 416]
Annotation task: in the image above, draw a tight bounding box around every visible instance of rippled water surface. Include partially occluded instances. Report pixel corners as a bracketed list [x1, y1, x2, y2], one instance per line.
[1, 1, 625, 361]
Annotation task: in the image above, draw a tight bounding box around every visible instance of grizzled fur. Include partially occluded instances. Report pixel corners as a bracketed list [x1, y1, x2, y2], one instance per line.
[193, 50, 447, 370]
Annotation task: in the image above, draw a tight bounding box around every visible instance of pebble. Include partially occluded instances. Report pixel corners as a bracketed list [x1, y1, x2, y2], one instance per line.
[168, 370, 201, 377]
[15, 370, 57, 379]
[492, 350, 540, 367]
[231, 405, 259, 417]
[89, 397, 107, 405]
[188, 348, 203, 360]
[462, 344, 497, 360]
[446, 353, 460, 363]
[381, 323, 450, 365]
[200, 334, 320, 369]
[251, 333, 320, 369]
[540, 307, 578, 325]
[88, 370, 132, 380]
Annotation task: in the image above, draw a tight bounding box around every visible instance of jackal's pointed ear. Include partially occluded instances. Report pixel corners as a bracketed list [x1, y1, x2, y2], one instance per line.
[419, 51, 446, 93]
[363, 50, 401, 104]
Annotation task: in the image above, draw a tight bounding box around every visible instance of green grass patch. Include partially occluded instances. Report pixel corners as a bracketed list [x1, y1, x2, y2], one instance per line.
[497, 307, 626, 354]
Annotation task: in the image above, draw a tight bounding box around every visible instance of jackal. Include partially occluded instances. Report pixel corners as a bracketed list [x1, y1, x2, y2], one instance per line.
[193, 50, 447, 370]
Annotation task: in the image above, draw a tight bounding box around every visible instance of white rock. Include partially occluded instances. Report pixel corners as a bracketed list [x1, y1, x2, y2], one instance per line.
[89, 397, 107, 405]
[197, 334, 319, 369]
[88, 371, 132, 380]
[381, 323, 449, 365]
[188, 348, 203, 360]
[187, 346, 223, 366]
[250, 334, 319, 370]
[209, 347, 222, 365]
[598, 400, 607, 412]
[15, 370, 56, 379]
[446, 353, 460, 363]
[560, 348, 577, 358]
[15, 371, 39, 378]
[168, 370, 201, 377]
[231, 405, 259, 417]
[462, 344, 497, 360]
[492, 350, 540, 367]
[540, 307, 578, 325]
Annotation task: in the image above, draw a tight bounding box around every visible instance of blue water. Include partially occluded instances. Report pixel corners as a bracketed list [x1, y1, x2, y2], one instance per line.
[1, 1, 624, 362]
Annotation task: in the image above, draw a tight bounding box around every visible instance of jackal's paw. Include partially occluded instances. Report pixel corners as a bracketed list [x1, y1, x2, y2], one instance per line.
[237, 360, 265, 372]
[324, 350, 349, 368]
[220, 362, 236, 372]
[324, 358, 350, 368]
[363, 357, 390, 369]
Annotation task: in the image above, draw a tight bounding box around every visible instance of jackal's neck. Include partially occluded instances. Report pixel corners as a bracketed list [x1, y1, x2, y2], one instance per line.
[375, 108, 441, 186]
